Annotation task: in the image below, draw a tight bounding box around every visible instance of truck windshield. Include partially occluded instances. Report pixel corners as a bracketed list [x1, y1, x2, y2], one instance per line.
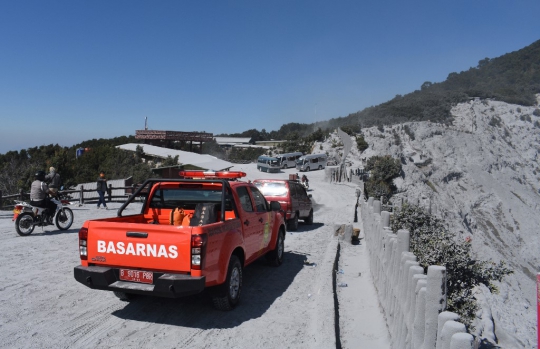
[254, 182, 288, 197]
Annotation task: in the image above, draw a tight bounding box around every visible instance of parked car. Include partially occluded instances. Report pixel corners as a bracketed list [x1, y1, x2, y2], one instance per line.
[253, 179, 313, 231]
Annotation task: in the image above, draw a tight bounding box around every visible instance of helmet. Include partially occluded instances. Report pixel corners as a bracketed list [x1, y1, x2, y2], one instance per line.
[35, 170, 46, 181]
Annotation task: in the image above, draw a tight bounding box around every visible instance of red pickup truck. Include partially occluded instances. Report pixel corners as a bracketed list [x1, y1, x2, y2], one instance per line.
[74, 171, 286, 310]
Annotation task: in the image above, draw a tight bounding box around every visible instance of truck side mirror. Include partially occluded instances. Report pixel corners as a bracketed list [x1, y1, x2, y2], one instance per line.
[270, 201, 281, 211]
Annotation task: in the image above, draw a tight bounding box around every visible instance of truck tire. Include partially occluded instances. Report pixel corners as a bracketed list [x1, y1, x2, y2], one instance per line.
[266, 229, 284, 266]
[306, 166, 310, 171]
[212, 255, 242, 311]
[113, 291, 136, 302]
[287, 214, 298, 231]
[304, 209, 313, 225]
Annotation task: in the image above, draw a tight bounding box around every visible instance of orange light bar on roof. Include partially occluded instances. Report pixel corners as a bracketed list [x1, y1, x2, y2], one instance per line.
[178, 170, 246, 179]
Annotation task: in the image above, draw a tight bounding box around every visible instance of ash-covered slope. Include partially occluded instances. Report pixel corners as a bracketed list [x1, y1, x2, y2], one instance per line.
[324, 95, 540, 348]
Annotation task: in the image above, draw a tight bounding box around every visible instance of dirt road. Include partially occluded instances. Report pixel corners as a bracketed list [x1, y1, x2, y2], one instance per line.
[0, 164, 389, 349]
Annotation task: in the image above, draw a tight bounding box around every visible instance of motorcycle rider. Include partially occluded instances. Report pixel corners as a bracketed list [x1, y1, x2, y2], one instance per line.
[30, 170, 58, 221]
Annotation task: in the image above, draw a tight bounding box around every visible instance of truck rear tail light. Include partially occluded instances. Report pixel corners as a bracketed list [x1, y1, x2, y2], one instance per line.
[79, 227, 88, 260]
[191, 234, 208, 270]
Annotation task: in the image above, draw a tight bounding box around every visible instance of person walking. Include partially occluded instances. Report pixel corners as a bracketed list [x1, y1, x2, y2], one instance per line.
[45, 167, 62, 195]
[96, 171, 108, 209]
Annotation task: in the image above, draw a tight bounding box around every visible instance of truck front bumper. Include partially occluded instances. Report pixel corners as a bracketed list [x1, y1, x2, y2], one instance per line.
[74, 265, 206, 298]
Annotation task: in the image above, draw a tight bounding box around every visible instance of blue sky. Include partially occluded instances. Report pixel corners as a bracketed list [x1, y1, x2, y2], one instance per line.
[1, 1, 539, 153]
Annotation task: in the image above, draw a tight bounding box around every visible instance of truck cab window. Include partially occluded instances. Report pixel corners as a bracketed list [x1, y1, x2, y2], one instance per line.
[249, 187, 268, 212]
[236, 186, 253, 212]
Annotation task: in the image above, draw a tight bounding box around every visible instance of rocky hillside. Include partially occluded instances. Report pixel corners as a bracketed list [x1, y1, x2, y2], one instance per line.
[321, 95, 540, 348]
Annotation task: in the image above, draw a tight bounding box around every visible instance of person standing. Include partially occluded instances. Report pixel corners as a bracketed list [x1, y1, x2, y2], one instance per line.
[96, 171, 108, 209]
[45, 167, 61, 195]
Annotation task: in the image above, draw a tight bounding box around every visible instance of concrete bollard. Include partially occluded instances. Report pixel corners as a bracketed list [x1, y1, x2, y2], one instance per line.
[413, 286, 427, 349]
[407, 278, 427, 349]
[449, 332, 474, 349]
[368, 196, 374, 207]
[397, 229, 410, 255]
[399, 266, 424, 349]
[436, 312, 460, 349]
[440, 321, 466, 349]
[373, 199, 381, 214]
[423, 266, 447, 349]
[395, 258, 419, 345]
[381, 210, 391, 228]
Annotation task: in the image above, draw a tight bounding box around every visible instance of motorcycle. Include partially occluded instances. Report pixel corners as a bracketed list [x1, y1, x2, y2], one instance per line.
[13, 195, 74, 236]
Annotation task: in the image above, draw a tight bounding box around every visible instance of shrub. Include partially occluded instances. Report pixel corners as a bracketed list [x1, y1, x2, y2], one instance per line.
[520, 114, 532, 122]
[533, 109, 540, 117]
[356, 135, 369, 152]
[364, 179, 392, 200]
[391, 204, 513, 327]
[365, 155, 402, 182]
[488, 116, 502, 127]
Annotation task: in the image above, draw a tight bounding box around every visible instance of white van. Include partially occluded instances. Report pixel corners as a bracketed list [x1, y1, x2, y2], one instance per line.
[257, 155, 281, 173]
[276, 152, 303, 169]
[296, 154, 328, 172]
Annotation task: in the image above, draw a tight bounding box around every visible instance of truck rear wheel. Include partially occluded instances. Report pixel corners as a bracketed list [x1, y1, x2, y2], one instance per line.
[266, 230, 284, 266]
[212, 255, 242, 311]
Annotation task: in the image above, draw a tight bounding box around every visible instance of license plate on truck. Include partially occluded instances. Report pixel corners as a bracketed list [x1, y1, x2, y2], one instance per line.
[119, 269, 154, 284]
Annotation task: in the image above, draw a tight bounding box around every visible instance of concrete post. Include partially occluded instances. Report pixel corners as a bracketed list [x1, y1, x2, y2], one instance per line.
[436, 312, 460, 349]
[373, 199, 381, 214]
[413, 287, 427, 349]
[423, 266, 447, 349]
[395, 258, 419, 344]
[449, 333, 474, 349]
[381, 211, 391, 228]
[397, 229, 410, 254]
[440, 321, 466, 349]
[400, 266, 424, 349]
[368, 196, 374, 207]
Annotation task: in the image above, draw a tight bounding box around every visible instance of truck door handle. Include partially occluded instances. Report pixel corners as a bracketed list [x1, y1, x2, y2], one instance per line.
[259, 218, 263, 223]
[244, 220, 249, 226]
[127, 232, 148, 238]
